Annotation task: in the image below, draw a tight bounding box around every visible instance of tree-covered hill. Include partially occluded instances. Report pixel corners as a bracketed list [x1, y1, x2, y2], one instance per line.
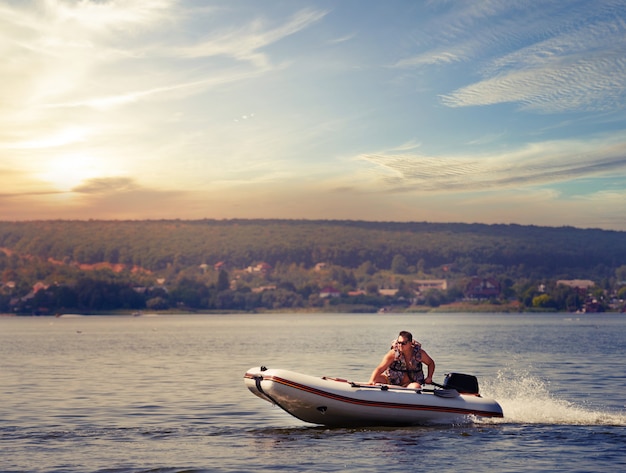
[1, 219, 625, 280]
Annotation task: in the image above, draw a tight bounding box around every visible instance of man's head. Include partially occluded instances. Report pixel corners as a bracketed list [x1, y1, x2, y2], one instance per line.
[397, 330, 413, 346]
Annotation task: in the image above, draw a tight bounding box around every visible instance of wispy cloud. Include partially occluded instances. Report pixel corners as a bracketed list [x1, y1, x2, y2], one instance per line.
[359, 133, 626, 192]
[172, 8, 327, 67]
[42, 0, 174, 31]
[72, 177, 139, 194]
[395, 1, 626, 113]
[442, 39, 626, 113]
[0, 0, 175, 113]
[392, 50, 461, 68]
[327, 33, 356, 45]
[0, 2, 326, 113]
[43, 68, 272, 110]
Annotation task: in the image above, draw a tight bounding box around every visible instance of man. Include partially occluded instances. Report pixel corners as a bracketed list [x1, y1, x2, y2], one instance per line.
[368, 330, 435, 388]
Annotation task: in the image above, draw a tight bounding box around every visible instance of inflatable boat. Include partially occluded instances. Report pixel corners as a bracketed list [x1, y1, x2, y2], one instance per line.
[244, 366, 503, 427]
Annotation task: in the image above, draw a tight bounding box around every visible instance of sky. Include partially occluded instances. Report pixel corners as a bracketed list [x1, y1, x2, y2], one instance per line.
[2, 0, 626, 230]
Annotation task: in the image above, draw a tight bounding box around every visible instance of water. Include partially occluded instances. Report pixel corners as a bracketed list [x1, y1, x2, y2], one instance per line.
[1, 313, 625, 473]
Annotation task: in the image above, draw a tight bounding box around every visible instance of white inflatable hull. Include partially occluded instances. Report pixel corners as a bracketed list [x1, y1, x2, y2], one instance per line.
[244, 366, 503, 427]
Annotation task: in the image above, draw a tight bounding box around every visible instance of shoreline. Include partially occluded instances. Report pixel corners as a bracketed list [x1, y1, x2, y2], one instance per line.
[3, 303, 621, 317]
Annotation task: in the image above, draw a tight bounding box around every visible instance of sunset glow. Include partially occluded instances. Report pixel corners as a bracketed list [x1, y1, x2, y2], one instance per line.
[1, 1, 626, 229]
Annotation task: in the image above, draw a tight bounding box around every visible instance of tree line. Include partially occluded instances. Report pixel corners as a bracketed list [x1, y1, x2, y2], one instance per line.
[1, 219, 625, 314]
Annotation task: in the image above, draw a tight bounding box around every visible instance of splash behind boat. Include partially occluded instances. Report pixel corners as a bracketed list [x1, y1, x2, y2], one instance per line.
[244, 366, 503, 427]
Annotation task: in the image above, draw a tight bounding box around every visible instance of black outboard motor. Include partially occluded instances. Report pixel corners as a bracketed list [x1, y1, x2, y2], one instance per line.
[443, 373, 480, 395]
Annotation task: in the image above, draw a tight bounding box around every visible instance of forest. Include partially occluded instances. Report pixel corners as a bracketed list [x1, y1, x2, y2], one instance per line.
[1, 219, 625, 314]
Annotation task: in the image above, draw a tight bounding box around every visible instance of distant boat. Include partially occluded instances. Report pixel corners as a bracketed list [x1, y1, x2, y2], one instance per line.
[133, 312, 158, 317]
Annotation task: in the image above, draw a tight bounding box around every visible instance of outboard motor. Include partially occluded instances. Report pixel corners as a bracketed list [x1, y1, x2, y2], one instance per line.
[443, 373, 480, 395]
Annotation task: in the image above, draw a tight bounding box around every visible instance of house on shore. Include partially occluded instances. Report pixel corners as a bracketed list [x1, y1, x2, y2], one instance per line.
[557, 279, 595, 294]
[413, 279, 447, 292]
[320, 286, 341, 298]
[465, 277, 500, 299]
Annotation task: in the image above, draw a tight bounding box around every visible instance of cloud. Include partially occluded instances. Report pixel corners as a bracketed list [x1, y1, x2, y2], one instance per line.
[0, 167, 61, 196]
[441, 44, 626, 113]
[359, 133, 626, 192]
[72, 177, 139, 194]
[327, 33, 356, 45]
[0, 176, 188, 220]
[0, 0, 176, 113]
[4, 127, 90, 149]
[394, 1, 626, 113]
[392, 50, 462, 68]
[0, 3, 326, 114]
[390, 1, 534, 68]
[167, 7, 327, 67]
[44, 68, 270, 110]
[25, 0, 174, 33]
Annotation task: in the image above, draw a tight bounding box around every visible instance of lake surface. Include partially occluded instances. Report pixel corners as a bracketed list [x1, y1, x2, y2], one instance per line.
[1, 313, 625, 473]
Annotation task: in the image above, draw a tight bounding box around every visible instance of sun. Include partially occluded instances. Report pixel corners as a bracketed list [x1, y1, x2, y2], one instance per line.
[37, 153, 106, 192]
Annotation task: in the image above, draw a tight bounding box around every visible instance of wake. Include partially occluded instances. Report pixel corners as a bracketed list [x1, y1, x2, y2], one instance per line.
[476, 368, 626, 426]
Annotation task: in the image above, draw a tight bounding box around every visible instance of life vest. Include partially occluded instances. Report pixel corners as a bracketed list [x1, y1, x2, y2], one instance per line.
[384, 339, 424, 385]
